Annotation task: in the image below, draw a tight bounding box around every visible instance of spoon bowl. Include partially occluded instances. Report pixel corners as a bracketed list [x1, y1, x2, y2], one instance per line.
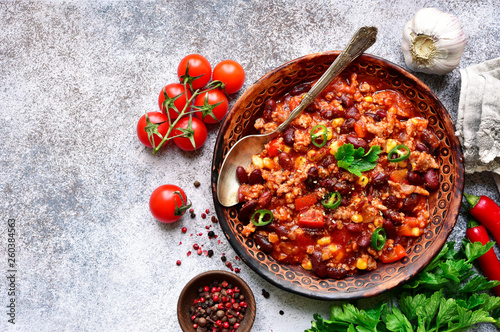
[217, 26, 378, 207]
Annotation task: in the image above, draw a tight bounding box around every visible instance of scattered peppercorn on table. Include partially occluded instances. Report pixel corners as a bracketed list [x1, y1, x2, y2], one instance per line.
[1, 1, 499, 332]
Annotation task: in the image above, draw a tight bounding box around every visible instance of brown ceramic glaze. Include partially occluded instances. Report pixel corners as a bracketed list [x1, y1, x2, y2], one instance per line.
[177, 270, 256, 332]
[211, 52, 464, 300]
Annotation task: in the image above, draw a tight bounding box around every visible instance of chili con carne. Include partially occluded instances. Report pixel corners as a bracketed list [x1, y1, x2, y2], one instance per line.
[465, 220, 500, 296]
[464, 193, 500, 244]
[388, 144, 410, 162]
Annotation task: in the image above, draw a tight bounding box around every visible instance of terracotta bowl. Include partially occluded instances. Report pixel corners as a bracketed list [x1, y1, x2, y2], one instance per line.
[211, 51, 464, 300]
[177, 270, 256, 331]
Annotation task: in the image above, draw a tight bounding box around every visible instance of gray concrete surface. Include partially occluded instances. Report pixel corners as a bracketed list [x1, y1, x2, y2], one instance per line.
[0, 1, 499, 331]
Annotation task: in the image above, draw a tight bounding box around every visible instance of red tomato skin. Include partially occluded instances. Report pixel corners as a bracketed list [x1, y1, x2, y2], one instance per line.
[149, 184, 188, 223]
[172, 116, 208, 151]
[213, 60, 245, 94]
[137, 112, 169, 148]
[158, 83, 192, 120]
[177, 54, 212, 90]
[194, 89, 229, 124]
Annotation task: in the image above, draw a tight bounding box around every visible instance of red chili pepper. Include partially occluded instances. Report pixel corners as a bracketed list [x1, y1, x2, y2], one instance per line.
[466, 220, 500, 296]
[464, 193, 500, 243]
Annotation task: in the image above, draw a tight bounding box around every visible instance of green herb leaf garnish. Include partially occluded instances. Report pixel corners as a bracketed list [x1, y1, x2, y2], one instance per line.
[334, 143, 382, 176]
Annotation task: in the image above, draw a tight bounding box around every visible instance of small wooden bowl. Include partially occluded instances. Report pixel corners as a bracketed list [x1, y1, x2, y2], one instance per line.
[177, 270, 256, 332]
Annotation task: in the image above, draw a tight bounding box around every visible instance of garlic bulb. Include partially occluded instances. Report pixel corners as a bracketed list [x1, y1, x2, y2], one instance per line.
[402, 8, 466, 75]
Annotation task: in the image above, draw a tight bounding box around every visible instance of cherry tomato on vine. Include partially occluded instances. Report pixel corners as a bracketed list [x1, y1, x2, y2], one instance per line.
[158, 83, 192, 120]
[194, 89, 229, 124]
[149, 184, 191, 223]
[136, 112, 170, 148]
[172, 116, 208, 151]
[177, 54, 212, 90]
[213, 60, 245, 94]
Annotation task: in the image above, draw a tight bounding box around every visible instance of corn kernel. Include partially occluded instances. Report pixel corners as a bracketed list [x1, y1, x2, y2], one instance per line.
[302, 260, 312, 270]
[283, 145, 291, 153]
[268, 233, 279, 243]
[329, 141, 341, 155]
[317, 236, 332, 246]
[398, 161, 407, 168]
[328, 244, 338, 253]
[306, 245, 314, 254]
[252, 155, 263, 168]
[411, 227, 421, 237]
[352, 214, 363, 223]
[338, 105, 343, 111]
[307, 149, 318, 161]
[273, 156, 279, 164]
[373, 216, 383, 228]
[332, 118, 345, 128]
[263, 157, 274, 169]
[356, 257, 368, 270]
[364, 96, 373, 102]
[386, 139, 398, 154]
[295, 156, 307, 169]
[357, 175, 369, 187]
[326, 128, 333, 140]
[335, 251, 344, 261]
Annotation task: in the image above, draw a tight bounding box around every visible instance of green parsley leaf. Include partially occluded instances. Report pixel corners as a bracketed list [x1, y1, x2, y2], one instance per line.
[335, 144, 381, 177]
[384, 307, 413, 332]
[465, 240, 496, 262]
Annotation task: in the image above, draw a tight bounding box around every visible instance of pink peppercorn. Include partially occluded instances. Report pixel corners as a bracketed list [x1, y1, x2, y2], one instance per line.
[205, 209, 210, 214]
[201, 213, 207, 219]
[223, 321, 230, 329]
[181, 227, 187, 233]
[176, 260, 181, 266]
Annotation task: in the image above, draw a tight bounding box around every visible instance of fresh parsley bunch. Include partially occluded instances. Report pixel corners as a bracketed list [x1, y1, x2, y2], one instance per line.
[307, 241, 500, 332]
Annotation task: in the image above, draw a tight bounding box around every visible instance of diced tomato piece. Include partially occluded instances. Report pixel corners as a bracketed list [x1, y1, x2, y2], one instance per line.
[298, 209, 324, 228]
[289, 97, 300, 111]
[380, 244, 406, 263]
[390, 169, 408, 183]
[295, 194, 317, 211]
[354, 121, 367, 138]
[267, 138, 283, 158]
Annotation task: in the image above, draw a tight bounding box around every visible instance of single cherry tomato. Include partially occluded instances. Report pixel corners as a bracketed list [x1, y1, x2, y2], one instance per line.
[177, 54, 212, 90]
[149, 184, 191, 223]
[194, 89, 229, 124]
[158, 83, 192, 120]
[213, 60, 245, 94]
[172, 116, 208, 151]
[136, 112, 170, 149]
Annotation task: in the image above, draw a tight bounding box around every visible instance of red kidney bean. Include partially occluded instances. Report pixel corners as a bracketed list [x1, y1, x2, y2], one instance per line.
[340, 197, 350, 206]
[320, 178, 336, 191]
[258, 190, 272, 208]
[236, 166, 248, 184]
[237, 186, 245, 203]
[306, 166, 319, 190]
[364, 112, 381, 122]
[283, 127, 295, 146]
[278, 152, 293, 170]
[384, 195, 401, 209]
[383, 209, 404, 225]
[346, 134, 368, 150]
[383, 219, 397, 238]
[311, 252, 327, 277]
[334, 181, 351, 196]
[253, 233, 273, 253]
[407, 171, 424, 186]
[327, 266, 348, 279]
[357, 235, 371, 248]
[371, 172, 389, 187]
[376, 109, 388, 118]
[346, 106, 360, 119]
[415, 142, 429, 153]
[340, 118, 355, 134]
[341, 95, 354, 108]
[320, 155, 336, 168]
[403, 193, 420, 213]
[346, 223, 363, 233]
[238, 200, 258, 222]
[421, 129, 440, 154]
[290, 83, 311, 96]
[248, 169, 263, 185]
[319, 109, 334, 119]
[423, 169, 439, 191]
[263, 99, 276, 122]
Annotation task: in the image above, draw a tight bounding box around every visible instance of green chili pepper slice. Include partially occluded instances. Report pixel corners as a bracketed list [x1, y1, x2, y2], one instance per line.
[321, 191, 342, 209]
[251, 209, 274, 226]
[371, 228, 387, 250]
[388, 144, 411, 162]
[310, 124, 328, 148]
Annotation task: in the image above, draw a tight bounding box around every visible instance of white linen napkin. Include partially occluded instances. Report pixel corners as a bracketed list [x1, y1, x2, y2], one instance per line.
[455, 57, 500, 192]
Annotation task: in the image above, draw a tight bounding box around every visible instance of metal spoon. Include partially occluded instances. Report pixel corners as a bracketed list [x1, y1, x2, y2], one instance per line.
[217, 26, 378, 207]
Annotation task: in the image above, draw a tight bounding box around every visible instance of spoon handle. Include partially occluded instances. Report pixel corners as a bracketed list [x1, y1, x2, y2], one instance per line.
[276, 26, 378, 133]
